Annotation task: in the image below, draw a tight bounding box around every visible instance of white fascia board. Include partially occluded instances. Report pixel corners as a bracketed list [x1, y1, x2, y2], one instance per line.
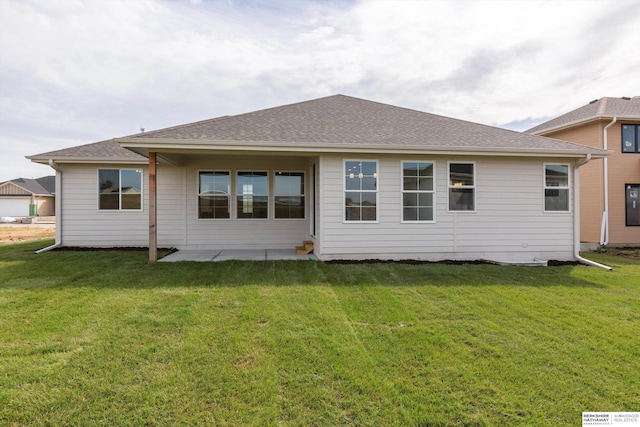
[118, 137, 608, 159]
[27, 156, 148, 165]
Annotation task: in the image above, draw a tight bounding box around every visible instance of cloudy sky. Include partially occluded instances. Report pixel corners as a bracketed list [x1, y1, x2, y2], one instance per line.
[1, 0, 638, 182]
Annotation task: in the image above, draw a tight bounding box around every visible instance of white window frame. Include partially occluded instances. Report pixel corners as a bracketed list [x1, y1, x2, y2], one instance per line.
[97, 168, 143, 212]
[273, 171, 306, 220]
[401, 160, 436, 223]
[543, 163, 571, 213]
[236, 170, 269, 220]
[447, 161, 476, 213]
[343, 159, 379, 223]
[197, 170, 231, 220]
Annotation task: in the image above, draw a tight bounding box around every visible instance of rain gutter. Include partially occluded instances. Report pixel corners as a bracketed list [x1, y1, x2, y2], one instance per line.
[574, 154, 612, 270]
[600, 117, 617, 245]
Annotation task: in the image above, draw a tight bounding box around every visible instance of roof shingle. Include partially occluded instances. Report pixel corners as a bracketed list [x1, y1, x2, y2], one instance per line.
[527, 96, 640, 134]
[127, 94, 600, 152]
[0, 176, 55, 195]
[28, 139, 146, 161]
[28, 95, 608, 161]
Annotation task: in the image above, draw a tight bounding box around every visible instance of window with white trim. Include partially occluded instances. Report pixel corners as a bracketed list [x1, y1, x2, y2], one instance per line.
[344, 160, 377, 221]
[275, 172, 305, 219]
[198, 171, 230, 219]
[448, 163, 475, 211]
[237, 171, 268, 219]
[544, 164, 570, 212]
[98, 168, 142, 210]
[402, 161, 434, 221]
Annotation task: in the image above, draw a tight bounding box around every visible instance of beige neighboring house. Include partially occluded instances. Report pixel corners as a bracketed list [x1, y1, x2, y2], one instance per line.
[0, 176, 55, 217]
[27, 95, 609, 264]
[527, 97, 640, 247]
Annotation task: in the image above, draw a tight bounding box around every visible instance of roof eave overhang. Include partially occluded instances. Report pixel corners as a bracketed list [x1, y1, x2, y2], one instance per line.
[117, 137, 609, 159]
[27, 156, 148, 166]
[530, 115, 640, 135]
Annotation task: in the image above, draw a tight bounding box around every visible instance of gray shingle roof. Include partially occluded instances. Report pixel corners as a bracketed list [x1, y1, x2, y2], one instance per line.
[0, 176, 55, 195]
[527, 96, 640, 134]
[28, 95, 607, 161]
[28, 139, 146, 161]
[127, 94, 601, 153]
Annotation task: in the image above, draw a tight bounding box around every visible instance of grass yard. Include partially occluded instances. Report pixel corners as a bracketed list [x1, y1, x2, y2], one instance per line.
[1, 239, 639, 426]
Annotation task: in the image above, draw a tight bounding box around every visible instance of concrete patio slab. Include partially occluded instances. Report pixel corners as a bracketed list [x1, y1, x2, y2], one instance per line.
[214, 249, 267, 261]
[159, 249, 317, 262]
[159, 250, 221, 262]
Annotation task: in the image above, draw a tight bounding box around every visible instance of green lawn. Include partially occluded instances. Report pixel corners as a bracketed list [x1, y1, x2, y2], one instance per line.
[1, 239, 639, 426]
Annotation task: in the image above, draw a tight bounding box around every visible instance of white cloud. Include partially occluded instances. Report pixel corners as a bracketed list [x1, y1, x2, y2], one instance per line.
[1, 0, 639, 181]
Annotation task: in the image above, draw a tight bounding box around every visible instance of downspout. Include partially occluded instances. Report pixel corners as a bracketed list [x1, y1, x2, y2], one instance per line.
[574, 154, 612, 270]
[35, 160, 62, 254]
[600, 117, 617, 245]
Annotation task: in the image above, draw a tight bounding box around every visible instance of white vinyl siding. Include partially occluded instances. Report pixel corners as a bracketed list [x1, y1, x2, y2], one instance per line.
[59, 158, 311, 249]
[57, 154, 577, 262]
[319, 156, 575, 263]
[61, 164, 149, 246]
[184, 156, 311, 249]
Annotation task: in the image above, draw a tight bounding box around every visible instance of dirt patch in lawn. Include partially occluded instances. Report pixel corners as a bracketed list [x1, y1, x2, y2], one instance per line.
[0, 225, 56, 244]
[592, 247, 640, 261]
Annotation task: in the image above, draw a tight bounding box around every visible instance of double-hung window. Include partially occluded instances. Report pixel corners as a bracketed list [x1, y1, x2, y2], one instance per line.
[544, 164, 570, 212]
[344, 160, 378, 221]
[98, 168, 142, 210]
[198, 171, 230, 219]
[237, 171, 268, 219]
[402, 161, 435, 221]
[448, 162, 475, 211]
[622, 124, 640, 153]
[275, 172, 305, 219]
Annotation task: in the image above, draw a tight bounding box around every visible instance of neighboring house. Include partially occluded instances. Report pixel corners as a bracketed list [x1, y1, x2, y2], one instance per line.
[27, 95, 608, 263]
[0, 176, 55, 217]
[527, 96, 640, 247]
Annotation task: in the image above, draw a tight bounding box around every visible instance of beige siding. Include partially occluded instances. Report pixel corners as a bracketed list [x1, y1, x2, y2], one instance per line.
[606, 122, 640, 245]
[543, 120, 640, 245]
[35, 196, 55, 216]
[318, 155, 575, 262]
[0, 182, 31, 195]
[578, 159, 604, 243]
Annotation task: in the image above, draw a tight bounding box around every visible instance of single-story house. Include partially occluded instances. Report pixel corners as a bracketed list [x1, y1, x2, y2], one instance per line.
[27, 95, 609, 265]
[0, 176, 55, 217]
